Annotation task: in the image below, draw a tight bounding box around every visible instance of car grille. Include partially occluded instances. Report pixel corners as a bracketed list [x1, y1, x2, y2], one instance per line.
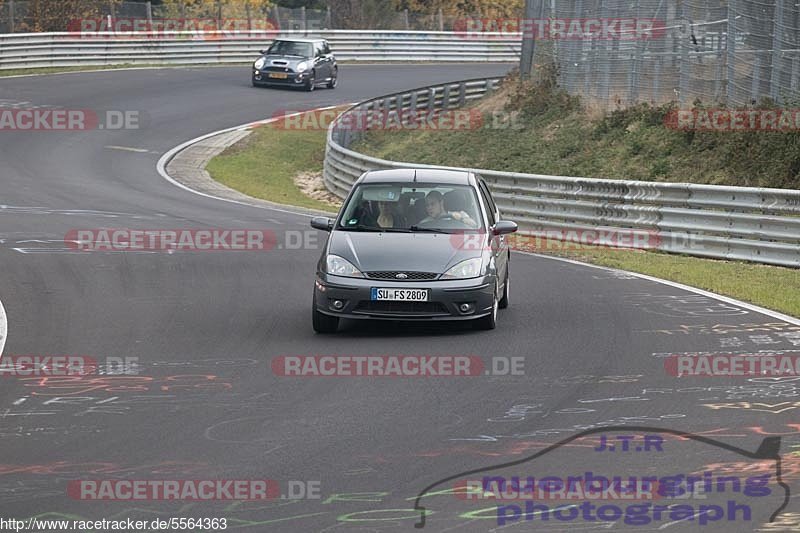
[265, 66, 291, 73]
[353, 301, 449, 316]
[366, 271, 439, 281]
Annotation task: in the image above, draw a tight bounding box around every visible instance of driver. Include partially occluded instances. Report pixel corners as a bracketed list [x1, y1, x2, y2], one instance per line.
[419, 191, 477, 227]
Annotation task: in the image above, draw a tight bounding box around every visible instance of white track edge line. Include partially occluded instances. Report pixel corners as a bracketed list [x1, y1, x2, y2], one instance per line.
[0, 297, 7, 361]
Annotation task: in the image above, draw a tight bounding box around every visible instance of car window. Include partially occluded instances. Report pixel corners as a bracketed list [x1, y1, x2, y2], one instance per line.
[314, 42, 324, 57]
[337, 183, 484, 232]
[478, 178, 499, 218]
[478, 185, 496, 226]
[267, 40, 313, 58]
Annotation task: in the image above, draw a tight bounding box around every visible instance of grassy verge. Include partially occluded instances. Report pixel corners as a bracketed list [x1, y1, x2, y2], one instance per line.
[206, 110, 344, 212]
[205, 102, 800, 318]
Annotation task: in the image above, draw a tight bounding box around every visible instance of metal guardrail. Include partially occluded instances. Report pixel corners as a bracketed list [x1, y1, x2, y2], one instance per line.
[0, 30, 520, 70]
[323, 77, 800, 268]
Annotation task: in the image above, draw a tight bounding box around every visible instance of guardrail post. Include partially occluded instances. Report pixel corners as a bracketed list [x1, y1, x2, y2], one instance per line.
[8, 0, 15, 33]
[458, 83, 466, 107]
[410, 90, 418, 112]
[428, 87, 437, 112]
[442, 85, 451, 109]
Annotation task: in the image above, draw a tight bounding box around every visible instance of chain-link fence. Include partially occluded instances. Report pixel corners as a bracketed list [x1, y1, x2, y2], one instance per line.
[0, 0, 466, 33]
[524, 0, 800, 108]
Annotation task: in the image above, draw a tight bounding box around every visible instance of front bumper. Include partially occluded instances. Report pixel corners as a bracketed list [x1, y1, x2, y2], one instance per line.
[252, 69, 309, 86]
[313, 274, 495, 321]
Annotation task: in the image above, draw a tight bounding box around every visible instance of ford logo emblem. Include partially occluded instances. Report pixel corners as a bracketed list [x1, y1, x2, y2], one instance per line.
[395, 273, 408, 279]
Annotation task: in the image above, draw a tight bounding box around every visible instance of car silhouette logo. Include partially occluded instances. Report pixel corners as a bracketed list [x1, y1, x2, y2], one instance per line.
[396, 273, 408, 279]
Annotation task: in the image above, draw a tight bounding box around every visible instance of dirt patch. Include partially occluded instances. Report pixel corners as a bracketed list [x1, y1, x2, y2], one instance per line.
[293, 171, 342, 208]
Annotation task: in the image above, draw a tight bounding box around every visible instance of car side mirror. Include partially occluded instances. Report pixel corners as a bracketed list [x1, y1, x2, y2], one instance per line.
[492, 220, 518, 236]
[311, 217, 334, 232]
[260, 49, 268, 55]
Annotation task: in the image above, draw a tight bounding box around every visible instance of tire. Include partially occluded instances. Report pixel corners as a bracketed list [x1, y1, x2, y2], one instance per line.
[499, 265, 510, 309]
[305, 71, 316, 92]
[327, 67, 338, 89]
[475, 285, 498, 330]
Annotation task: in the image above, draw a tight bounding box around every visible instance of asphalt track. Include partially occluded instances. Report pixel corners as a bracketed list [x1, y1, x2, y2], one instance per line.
[1, 64, 800, 532]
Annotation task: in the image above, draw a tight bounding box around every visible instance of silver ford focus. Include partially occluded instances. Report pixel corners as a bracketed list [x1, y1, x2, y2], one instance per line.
[310, 169, 518, 333]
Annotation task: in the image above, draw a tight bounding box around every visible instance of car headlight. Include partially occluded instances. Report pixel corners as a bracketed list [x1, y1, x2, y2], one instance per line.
[326, 255, 364, 278]
[254, 57, 266, 70]
[441, 258, 484, 280]
[296, 61, 308, 73]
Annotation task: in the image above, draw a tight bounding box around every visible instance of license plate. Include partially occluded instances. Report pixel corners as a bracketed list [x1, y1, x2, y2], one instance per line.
[268, 73, 288, 79]
[370, 288, 429, 302]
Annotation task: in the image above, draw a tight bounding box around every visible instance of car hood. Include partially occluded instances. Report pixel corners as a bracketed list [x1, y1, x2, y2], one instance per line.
[258, 54, 310, 69]
[327, 231, 481, 274]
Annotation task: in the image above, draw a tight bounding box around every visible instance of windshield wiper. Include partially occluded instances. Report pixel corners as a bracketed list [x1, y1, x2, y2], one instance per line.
[409, 226, 451, 233]
[339, 224, 382, 232]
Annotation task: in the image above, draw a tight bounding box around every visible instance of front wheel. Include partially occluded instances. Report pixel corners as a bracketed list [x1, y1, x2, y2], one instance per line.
[327, 67, 338, 89]
[474, 286, 498, 330]
[499, 266, 509, 309]
[304, 71, 316, 92]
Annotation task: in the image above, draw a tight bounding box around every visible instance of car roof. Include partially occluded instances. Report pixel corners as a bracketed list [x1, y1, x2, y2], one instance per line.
[271, 38, 326, 44]
[360, 168, 473, 185]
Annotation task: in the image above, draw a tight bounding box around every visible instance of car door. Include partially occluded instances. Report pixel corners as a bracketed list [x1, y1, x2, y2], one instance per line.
[477, 178, 508, 293]
[313, 42, 329, 79]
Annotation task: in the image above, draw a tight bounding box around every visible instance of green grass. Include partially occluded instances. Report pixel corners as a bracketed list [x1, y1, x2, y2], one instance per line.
[206, 113, 341, 212]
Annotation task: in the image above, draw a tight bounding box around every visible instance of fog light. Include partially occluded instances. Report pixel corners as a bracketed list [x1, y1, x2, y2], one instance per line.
[459, 303, 475, 314]
[333, 300, 345, 310]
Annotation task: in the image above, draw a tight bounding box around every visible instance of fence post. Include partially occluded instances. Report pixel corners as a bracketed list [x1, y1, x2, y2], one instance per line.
[520, 0, 536, 79]
[726, 0, 737, 105]
[437, 8, 444, 31]
[770, 0, 784, 102]
[272, 5, 281, 31]
[403, 9, 409, 30]
[628, 0, 642, 104]
[245, 2, 251, 31]
[216, 0, 222, 31]
[751, 55, 762, 103]
[652, 55, 661, 103]
[146, 1, 153, 26]
[8, 0, 15, 33]
[179, 1, 185, 21]
[301, 6, 306, 33]
[326, 6, 332, 29]
[110, 0, 116, 21]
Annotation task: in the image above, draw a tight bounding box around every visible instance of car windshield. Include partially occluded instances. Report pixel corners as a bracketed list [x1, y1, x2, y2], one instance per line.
[338, 183, 484, 233]
[266, 40, 313, 57]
